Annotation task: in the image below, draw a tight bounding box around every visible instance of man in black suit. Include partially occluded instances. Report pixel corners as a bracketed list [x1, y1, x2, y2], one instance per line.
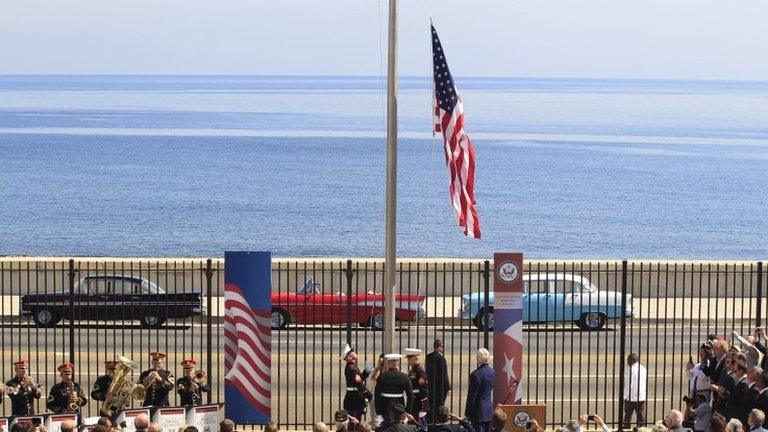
[753, 372, 768, 415]
[711, 356, 737, 416]
[744, 367, 764, 424]
[426, 340, 451, 425]
[705, 340, 730, 383]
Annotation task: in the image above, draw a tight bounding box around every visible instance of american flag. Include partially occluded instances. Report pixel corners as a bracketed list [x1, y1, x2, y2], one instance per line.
[432, 24, 481, 239]
[224, 283, 272, 416]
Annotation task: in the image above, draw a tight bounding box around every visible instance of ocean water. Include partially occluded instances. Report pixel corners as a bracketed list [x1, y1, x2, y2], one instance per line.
[0, 75, 766, 259]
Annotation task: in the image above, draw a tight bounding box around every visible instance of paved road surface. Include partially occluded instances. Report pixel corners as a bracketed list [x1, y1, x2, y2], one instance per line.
[0, 322, 741, 428]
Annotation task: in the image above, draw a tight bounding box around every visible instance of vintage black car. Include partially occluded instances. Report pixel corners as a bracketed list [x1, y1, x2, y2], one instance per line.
[20, 275, 205, 328]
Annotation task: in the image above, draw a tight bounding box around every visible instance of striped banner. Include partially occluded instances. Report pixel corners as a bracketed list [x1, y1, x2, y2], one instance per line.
[224, 251, 272, 424]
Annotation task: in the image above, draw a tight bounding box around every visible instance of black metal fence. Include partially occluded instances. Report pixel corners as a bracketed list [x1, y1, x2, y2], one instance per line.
[0, 258, 765, 430]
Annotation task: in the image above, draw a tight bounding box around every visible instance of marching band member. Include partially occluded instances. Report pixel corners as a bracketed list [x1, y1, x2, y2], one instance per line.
[92, 360, 117, 402]
[6, 359, 42, 416]
[47, 363, 87, 414]
[176, 359, 209, 406]
[139, 352, 174, 408]
[404, 348, 429, 428]
[342, 345, 373, 427]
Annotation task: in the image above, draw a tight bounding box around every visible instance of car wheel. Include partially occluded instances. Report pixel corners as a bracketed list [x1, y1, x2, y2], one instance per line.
[271, 309, 289, 330]
[140, 314, 166, 329]
[578, 312, 605, 331]
[368, 312, 385, 331]
[33, 309, 61, 327]
[473, 307, 494, 331]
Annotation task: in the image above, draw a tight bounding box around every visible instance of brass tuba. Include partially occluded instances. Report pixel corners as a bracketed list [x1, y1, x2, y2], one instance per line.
[194, 371, 207, 387]
[101, 356, 146, 418]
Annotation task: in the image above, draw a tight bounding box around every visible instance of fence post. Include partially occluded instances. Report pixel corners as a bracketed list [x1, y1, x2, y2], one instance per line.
[205, 258, 213, 405]
[618, 260, 628, 430]
[68, 259, 76, 364]
[483, 260, 490, 348]
[345, 259, 354, 346]
[757, 262, 764, 329]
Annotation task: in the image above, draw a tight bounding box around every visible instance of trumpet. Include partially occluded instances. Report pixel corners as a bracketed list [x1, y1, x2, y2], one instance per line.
[0, 382, 24, 395]
[142, 370, 160, 387]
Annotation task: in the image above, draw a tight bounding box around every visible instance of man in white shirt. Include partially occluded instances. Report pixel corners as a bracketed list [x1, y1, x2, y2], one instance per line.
[688, 343, 715, 402]
[623, 353, 648, 430]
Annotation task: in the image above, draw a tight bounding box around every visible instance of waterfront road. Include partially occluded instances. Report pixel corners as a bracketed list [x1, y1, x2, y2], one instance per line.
[0, 321, 737, 427]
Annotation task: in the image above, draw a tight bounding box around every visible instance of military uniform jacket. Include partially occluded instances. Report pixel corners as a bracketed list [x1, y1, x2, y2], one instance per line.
[91, 375, 113, 402]
[374, 369, 412, 417]
[47, 381, 88, 414]
[176, 376, 209, 406]
[343, 363, 373, 412]
[407, 364, 429, 414]
[6, 376, 42, 416]
[140, 369, 174, 407]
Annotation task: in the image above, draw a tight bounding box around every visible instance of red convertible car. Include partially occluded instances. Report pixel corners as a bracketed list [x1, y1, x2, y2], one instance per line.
[270, 277, 427, 330]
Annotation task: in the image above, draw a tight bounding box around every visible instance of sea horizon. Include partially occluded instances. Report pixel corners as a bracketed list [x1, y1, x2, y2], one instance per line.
[1, 75, 766, 259]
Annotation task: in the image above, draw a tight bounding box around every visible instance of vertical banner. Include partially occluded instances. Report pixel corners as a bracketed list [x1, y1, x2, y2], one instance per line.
[118, 409, 150, 432]
[186, 405, 222, 432]
[152, 408, 187, 432]
[493, 252, 524, 405]
[224, 251, 272, 424]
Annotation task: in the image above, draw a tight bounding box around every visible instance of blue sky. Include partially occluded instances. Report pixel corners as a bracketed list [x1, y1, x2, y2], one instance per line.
[1, 0, 767, 80]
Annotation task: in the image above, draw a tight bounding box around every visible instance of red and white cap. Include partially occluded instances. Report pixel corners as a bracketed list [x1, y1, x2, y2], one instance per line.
[58, 363, 75, 373]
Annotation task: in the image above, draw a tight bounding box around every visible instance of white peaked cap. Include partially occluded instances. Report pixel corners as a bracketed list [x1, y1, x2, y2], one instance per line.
[403, 348, 422, 357]
[341, 343, 354, 359]
[384, 353, 402, 361]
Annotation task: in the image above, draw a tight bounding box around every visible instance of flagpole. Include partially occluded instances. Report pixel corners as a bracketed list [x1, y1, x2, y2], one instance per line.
[384, 0, 397, 355]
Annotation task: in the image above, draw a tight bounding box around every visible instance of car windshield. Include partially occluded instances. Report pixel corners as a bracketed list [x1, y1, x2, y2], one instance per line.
[141, 280, 164, 294]
[297, 276, 320, 295]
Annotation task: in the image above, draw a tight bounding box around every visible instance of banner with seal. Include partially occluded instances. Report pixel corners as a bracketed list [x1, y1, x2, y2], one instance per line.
[493, 252, 524, 405]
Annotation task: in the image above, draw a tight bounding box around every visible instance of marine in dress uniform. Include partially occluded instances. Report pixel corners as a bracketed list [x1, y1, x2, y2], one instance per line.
[341, 345, 373, 426]
[139, 352, 175, 408]
[374, 354, 412, 426]
[5, 360, 42, 416]
[91, 361, 117, 402]
[176, 359, 209, 406]
[47, 363, 88, 414]
[404, 348, 429, 428]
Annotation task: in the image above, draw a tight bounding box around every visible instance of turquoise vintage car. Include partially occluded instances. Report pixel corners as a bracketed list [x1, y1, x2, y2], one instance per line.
[458, 273, 632, 331]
